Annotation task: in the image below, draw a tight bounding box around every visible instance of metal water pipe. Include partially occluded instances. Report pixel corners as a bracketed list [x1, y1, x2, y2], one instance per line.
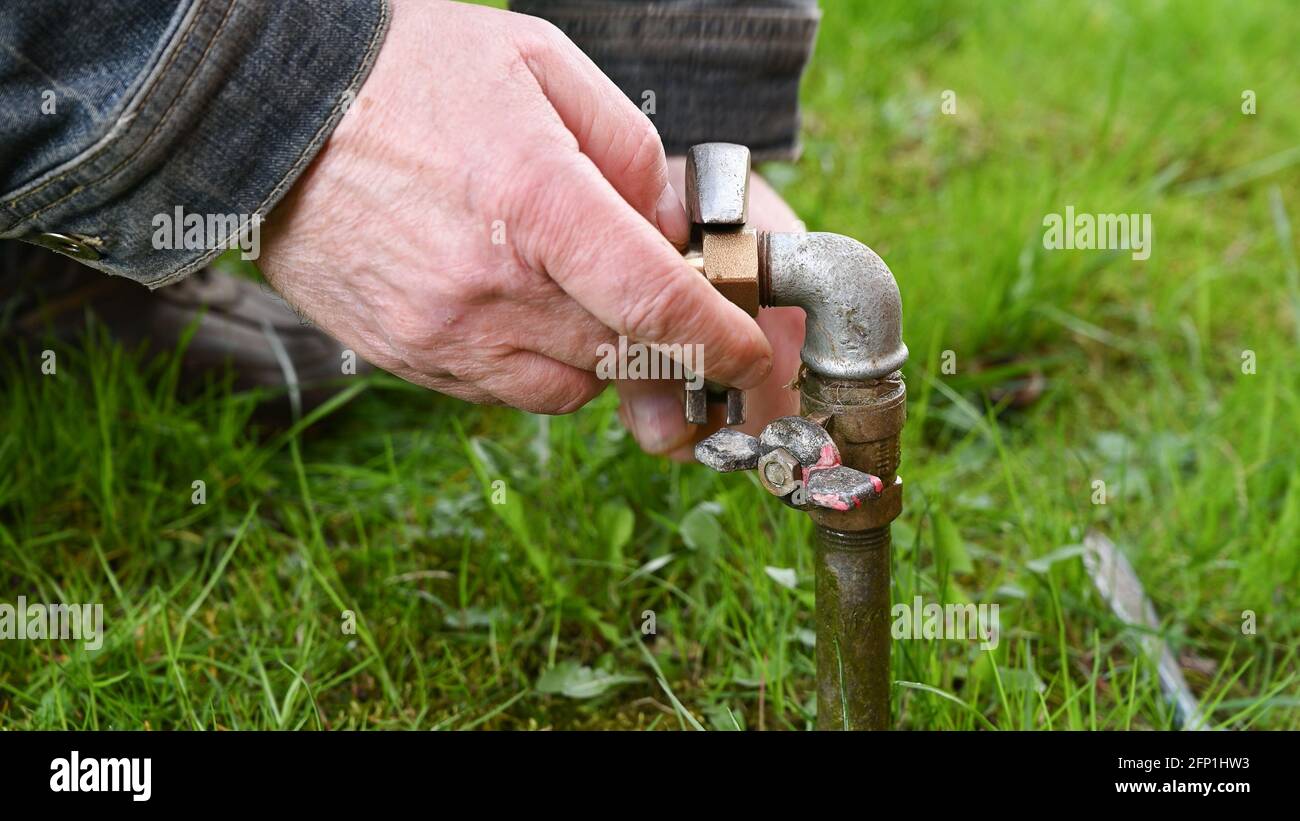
[684, 143, 907, 730]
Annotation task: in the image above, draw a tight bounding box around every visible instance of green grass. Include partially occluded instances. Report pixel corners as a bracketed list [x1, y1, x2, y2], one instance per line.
[2, 0, 1298, 730]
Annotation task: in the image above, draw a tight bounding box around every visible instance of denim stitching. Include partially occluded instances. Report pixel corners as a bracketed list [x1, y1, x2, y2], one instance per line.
[4, 0, 208, 211]
[20, 0, 237, 223]
[145, 0, 392, 288]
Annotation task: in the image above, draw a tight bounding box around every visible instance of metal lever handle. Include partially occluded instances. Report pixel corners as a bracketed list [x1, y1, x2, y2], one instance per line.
[683, 143, 757, 427]
[685, 143, 751, 227]
[694, 416, 884, 511]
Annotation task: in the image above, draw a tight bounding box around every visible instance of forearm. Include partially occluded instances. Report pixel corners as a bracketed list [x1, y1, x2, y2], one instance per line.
[0, 0, 389, 287]
[509, 0, 820, 161]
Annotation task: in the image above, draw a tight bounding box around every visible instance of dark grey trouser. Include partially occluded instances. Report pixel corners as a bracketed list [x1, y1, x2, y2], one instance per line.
[510, 1, 821, 162]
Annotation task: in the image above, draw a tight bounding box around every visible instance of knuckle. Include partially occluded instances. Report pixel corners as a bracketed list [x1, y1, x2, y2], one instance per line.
[432, 262, 507, 313]
[451, 268, 506, 307]
[512, 17, 566, 67]
[530, 17, 567, 45]
[387, 299, 471, 364]
[618, 119, 666, 186]
[386, 310, 436, 353]
[620, 272, 692, 344]
[509, 161, 587, 268]
[534, 372, 603, 415]
[502, 155, 560, 221]
[484, 351, 602, 415]
[455, 339, 517, 387]
[555, 375, 606, 414]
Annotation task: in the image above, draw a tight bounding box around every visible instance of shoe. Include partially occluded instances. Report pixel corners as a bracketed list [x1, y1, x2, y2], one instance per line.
[2, 241, 371, 418]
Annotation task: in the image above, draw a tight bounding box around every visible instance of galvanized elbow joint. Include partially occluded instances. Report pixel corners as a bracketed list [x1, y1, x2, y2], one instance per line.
[761, 231, 907, 381]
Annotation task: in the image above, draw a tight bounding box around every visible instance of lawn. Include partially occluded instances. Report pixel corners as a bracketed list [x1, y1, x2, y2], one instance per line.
[1, 0, 1298, 730]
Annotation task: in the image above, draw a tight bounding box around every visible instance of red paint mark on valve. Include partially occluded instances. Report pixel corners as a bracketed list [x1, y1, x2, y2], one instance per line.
[807, 444, 841, 474]
[804, 444, 885, 510]
[811, 492, 852, 511]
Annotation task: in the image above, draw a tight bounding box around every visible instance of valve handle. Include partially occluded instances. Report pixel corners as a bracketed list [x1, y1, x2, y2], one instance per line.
[685, 143, 751, 227]
[694, 427, 760, 472]
[694, 416, 883, 511]
[683, 143, 756, 427]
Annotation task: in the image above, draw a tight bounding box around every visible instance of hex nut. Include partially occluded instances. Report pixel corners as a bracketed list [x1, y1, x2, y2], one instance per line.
[758, 447, 800, 497]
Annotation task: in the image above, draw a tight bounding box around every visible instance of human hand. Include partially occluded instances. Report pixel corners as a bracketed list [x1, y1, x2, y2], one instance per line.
[260, 0, 772, 412]
[616, 158, 807, 460]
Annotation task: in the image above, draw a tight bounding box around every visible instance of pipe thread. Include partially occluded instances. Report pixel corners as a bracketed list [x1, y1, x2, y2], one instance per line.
[816, 525, 891, 552]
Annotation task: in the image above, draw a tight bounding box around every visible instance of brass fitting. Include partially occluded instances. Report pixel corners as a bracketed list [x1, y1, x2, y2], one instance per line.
[700, 229, 760, 317]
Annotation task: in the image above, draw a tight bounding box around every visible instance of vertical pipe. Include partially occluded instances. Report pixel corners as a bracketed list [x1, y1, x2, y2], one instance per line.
[814, 525, 892, 730]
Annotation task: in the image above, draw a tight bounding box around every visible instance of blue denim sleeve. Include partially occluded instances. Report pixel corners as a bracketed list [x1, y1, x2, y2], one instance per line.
[0, 0, 390, 287]
[509, 0, 820, 161]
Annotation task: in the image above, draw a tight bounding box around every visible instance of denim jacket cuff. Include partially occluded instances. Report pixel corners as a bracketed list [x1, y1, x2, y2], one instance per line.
[511, 1, 820, 162]
[0, 0, 390, 288]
